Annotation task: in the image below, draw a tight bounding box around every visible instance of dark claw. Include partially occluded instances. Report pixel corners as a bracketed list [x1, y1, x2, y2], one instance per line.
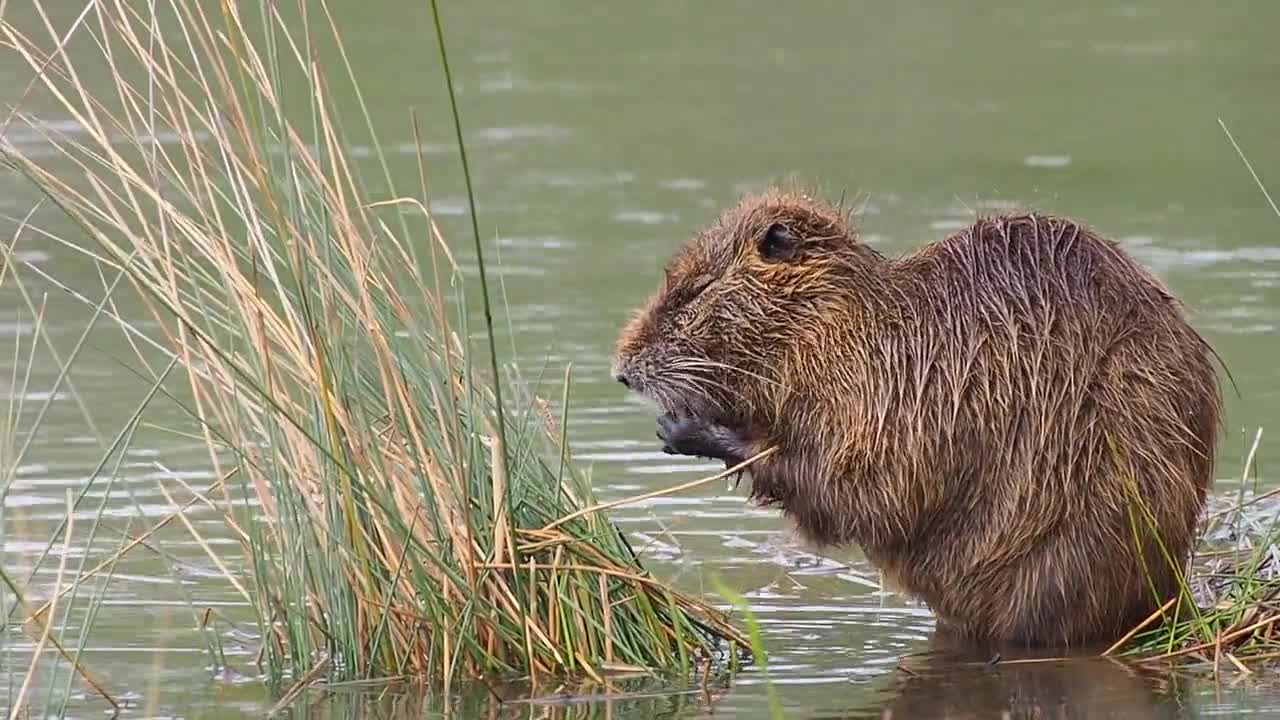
[656, 413, 702, 457]
[654, 412, 750, 465]
[656, 413, 683, 454]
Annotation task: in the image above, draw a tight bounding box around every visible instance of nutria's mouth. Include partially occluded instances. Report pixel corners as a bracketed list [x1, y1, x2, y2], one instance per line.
[746, 473, 784, 508]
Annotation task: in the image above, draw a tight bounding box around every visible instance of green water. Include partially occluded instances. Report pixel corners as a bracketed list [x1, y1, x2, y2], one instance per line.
[3, 1, 1280, 717]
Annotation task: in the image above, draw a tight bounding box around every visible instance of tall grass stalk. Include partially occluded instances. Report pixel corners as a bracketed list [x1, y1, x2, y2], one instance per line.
[1109, 122, 1278, 670]
[1, 232, 148, 715]
[9, 491, 74, 720]
[0, 0, 746, 691]
[711, 577, 783, 720]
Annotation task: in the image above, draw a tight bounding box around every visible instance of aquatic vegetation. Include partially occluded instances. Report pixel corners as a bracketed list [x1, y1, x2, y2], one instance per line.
[0, 0, 746, 695]
[1108, 429, 1280, 672]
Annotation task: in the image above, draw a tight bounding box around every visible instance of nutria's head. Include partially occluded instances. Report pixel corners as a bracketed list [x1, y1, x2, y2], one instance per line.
[612, 188, 882, 425]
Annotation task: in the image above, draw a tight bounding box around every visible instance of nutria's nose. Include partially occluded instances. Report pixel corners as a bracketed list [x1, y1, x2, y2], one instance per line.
[615, 372, 632, 389]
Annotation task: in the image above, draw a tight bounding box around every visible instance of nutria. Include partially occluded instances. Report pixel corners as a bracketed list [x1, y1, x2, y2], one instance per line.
[612, 188, 1221, 647]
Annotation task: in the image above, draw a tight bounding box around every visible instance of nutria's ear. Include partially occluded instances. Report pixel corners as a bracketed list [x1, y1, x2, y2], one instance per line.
[759, 223, 800, 262]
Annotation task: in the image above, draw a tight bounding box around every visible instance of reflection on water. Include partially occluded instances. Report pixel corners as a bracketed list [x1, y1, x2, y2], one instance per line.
[837, 635, 1191, 720]
[201, 639, 1203, 720]
[862, 658, 1185, 720]
[231, 678, 726, 720]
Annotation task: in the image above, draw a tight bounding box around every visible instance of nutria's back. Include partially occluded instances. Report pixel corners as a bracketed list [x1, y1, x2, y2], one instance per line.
[613, 189, 1221, 647]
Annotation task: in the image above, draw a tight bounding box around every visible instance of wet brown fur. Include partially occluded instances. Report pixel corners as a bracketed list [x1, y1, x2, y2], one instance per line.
[613, 188, 1221, 647]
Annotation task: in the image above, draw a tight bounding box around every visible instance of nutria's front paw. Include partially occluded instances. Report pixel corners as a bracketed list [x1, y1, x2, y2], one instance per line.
[656, 413, 748, 464]
[656, 413, 701, 455]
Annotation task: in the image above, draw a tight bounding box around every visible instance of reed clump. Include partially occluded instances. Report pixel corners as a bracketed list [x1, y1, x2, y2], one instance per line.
[1, 0, 745, 690]
[1107, 429, 1280, 672]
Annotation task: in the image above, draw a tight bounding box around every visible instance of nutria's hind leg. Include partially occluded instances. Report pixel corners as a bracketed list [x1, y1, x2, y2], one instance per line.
[656, 413, 750, 465]
[989, 525, 1166, 647]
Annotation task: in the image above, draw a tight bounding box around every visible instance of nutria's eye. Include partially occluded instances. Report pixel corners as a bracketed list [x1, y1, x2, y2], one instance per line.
[760, 223, 799, 262]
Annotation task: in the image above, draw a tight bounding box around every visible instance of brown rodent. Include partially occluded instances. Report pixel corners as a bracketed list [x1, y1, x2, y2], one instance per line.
[612, 188, 1221, 647]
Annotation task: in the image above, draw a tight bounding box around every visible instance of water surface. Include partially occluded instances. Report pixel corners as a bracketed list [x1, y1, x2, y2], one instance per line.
[3, 2, 1280, 717]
